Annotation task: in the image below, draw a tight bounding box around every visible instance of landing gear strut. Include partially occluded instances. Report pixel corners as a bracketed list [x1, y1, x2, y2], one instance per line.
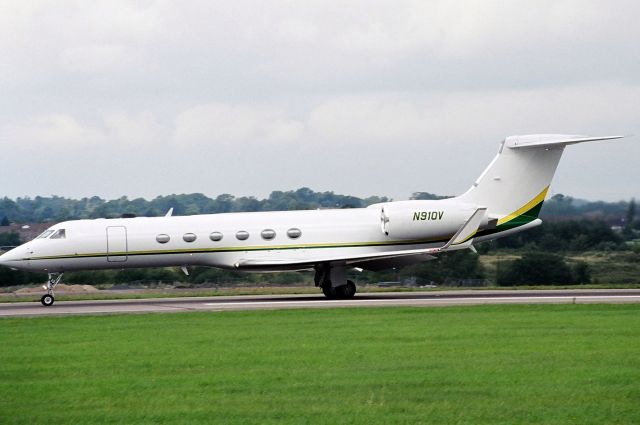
[41, 273, 63, 307]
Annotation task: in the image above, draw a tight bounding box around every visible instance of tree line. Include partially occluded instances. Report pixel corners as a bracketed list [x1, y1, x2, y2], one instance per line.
[0, 188, 389, 223]
[0, 190, 635, 224]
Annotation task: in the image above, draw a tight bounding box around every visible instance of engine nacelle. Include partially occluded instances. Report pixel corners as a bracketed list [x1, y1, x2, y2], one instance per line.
[376, 200, 486, 241]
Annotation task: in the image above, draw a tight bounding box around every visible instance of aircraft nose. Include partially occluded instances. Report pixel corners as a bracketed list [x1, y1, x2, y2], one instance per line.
[0, 248, 18, 265]
[0, 247, 32, 271]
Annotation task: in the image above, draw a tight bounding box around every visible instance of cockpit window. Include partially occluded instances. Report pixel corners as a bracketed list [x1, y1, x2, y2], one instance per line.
[50, 229, 66, 239]
[36, 230, 55, 239]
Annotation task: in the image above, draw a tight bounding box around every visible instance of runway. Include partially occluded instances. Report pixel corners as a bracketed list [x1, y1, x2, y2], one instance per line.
[1, 289, 640, 317]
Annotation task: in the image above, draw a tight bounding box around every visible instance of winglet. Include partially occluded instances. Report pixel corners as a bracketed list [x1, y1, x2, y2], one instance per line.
[165, 208, 174, 217]
[441, 207, 487, 250]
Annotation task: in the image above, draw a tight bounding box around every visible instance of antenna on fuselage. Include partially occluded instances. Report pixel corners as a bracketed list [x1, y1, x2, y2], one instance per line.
[165, 208, 173, 217]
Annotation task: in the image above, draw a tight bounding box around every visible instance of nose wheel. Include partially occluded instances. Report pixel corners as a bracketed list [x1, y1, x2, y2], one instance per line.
[41, 273, 63, 307]
[41, 294, 55, 306]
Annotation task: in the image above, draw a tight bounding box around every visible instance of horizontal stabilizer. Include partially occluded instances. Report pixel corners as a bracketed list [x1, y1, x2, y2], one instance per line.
[506, 134, 623, 149]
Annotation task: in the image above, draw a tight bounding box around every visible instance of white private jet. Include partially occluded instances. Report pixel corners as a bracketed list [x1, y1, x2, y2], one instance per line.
[0, 134, 624, 306]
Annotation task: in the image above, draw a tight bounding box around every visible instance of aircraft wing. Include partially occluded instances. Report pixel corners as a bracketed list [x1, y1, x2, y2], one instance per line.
[234, 208, 486, 271]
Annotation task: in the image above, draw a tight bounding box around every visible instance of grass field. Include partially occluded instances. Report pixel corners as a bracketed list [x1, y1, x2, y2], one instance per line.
[1, 305, 639, 424]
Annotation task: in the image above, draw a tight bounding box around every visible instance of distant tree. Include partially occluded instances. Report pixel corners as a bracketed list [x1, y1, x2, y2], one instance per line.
[0, 268, 46, 287]
[537, 233, 565, 251]
[0, 198, 20, 222]
[623, 198, 636, 239]
[0, 189, 634, 227]
[0, 232, 21, 246]
[399, 250, 484, 284]
[571, 261, 592, 284]
[411, 192, 451, 200]
[627, 198, 636, 224]
[497, 252, 574, 286]
[0, 216, 9, 226]
[496, 219, 622, 252]
[213, 194, 235, 213]
[362, 195, 390, 206]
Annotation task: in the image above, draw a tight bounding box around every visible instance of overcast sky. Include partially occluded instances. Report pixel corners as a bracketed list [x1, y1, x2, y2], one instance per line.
[1, 0, 638, 202]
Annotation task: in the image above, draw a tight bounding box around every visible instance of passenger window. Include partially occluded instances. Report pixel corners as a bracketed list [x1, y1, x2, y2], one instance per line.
[287, 228, 302, 239]
[236, 230, 249, 241]
[210, 232, 223, 242]
[50, 229, 66, 239]
[156, 234, 170, 244]
[183, 233, 197, 243]
[261, 229, 276, 240]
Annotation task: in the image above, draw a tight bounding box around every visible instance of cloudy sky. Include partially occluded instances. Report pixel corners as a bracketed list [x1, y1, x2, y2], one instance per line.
[1, 0, 638, 202]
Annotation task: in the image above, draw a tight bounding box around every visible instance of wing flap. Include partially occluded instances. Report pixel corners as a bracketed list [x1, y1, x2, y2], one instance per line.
[352, 253, 437, 271]
[234, 247, 445, 270]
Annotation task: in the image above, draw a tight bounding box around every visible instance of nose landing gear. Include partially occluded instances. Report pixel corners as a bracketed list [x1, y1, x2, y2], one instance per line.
[41, 273, 63, 306]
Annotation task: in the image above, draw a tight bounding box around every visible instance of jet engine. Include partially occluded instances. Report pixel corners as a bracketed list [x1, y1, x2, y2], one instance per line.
[376, 200, 487, 240]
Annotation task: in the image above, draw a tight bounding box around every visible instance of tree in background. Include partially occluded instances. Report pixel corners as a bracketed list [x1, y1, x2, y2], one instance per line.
[0, 216, 9, 226]
[0, 267, 46, 287]
[410, 192, 452, 200]
[0, 232, 20, 247]
[495, 219, 622, 252]
[623, 198, 636, 240]
[497, 252, 591, 286]
[397, 250, 485, 284]
[572, 261, 592, 284]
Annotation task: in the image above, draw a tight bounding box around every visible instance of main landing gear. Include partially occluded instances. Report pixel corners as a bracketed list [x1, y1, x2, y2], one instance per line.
[41, 273, 63, 306]
[315, 263, 357, 299]
[322, 280, 357, 299]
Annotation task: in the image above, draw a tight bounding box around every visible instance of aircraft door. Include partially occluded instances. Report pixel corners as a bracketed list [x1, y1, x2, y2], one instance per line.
[106, 226, 128, 262]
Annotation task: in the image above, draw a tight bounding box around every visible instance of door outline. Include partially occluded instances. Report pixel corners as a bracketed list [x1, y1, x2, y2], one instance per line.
[106, 226, 128, 262]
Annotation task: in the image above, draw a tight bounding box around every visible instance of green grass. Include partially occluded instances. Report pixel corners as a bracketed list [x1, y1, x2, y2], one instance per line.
[1, 305, 639, 424]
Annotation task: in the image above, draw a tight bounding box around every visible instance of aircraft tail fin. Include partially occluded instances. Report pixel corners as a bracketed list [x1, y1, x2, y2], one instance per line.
[456, 134, 623, 229]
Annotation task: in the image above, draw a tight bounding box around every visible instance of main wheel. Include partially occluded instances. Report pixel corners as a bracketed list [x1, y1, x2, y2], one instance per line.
[343, 280, 357, 298]
[41, 294, 55, 307]
[329, 281, 357, 299]
[322, 284, 336, 299]
[335, 280, 356, 299]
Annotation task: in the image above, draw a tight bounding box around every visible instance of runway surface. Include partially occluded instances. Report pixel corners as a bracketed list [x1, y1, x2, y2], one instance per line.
[2, 289, 640, 317]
